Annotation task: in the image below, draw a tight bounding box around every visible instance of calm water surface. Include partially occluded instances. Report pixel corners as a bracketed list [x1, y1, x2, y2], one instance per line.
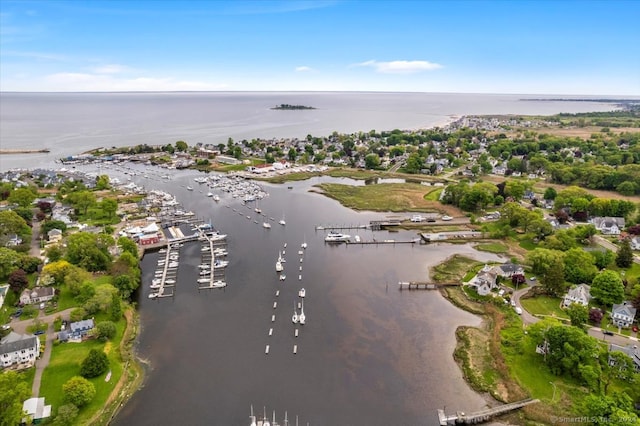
[0, 91, 623, 171]
[97, 166, 505, 426]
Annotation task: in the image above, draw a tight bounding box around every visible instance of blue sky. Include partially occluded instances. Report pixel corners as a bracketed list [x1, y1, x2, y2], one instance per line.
[1, 0, 639, 94]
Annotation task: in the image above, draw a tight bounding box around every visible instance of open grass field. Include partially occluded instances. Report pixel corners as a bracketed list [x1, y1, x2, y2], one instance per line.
[474, 242, 509, 254]
[430, 255, 481, 283]
[39, 316, 126, 423]
[314, 182, 463, 215]
[520, 295, 568, 320]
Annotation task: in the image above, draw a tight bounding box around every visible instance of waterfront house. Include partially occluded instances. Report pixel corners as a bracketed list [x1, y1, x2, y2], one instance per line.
[608, 343, 640, 372]
[47, 228, 63, 242]
[590, 217, 625, 235]
[611, 301, 637, 328]
[562, 284, 592, 308]
[69, 318, 95, 339]
[492, 263, 524, 279]
[0, 332, 40, 368]
[19, 287, 55, 306]
[631, 237, 640, 251]
[467, 265, 498, 296]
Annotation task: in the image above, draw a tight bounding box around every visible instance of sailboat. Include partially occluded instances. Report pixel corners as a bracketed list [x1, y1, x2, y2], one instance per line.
[276, 252, 284, 272]
[279, 213, 286, 226]
[250, 405, 257, 426]
[298, 288, 305, 298]
[300, 235, 307, 249]
[299, 299, 306, 325]
[263, 407, 270, 426]
[292, 302, 299, 324]
[255, 200, 262, 214]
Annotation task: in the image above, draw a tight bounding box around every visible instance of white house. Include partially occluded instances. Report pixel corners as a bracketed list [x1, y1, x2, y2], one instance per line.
[590, 217, 625, 235]
[0, 284, 8, 308]
[0, 332, 41, 368]
[47, 228, 63, 242]
[631, 237, 640, 251]
[19, 287, 56, 306]
[611, 301, 637, 328]
[562, 284, 592, 308]
[468, 264, 498, 296]
[22, 397, 52, 423]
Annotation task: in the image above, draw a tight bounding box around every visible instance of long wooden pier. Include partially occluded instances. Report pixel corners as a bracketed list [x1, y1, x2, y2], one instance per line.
[398, 281, 461, 290]
[437, 398, 539, 425]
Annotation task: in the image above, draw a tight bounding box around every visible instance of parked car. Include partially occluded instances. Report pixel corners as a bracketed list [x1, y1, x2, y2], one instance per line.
[603, 330, 614, 336]
[34, 330, 45, 335]
[441, 215, 453, 221]
[410, 215, 424, 223]
[514, 307, 523, 315]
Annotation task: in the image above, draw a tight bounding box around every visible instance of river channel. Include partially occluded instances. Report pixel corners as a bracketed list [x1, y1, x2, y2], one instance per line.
[101, 166, 504, 426]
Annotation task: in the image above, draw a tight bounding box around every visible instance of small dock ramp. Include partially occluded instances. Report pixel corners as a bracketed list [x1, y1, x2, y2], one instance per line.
[437, 398, 539, 425]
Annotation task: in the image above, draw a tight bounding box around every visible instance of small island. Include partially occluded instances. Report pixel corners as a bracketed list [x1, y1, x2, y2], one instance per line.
[271, 104, 315, 110]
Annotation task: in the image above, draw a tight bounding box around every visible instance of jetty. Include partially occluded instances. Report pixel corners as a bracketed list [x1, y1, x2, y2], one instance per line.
[420, 231, 483, 242]
[437, 399, 539, 425]
[398, 281, 460, 290]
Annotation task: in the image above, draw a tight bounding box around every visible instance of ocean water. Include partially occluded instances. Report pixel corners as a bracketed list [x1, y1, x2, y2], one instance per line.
[0, 91, 622, 171]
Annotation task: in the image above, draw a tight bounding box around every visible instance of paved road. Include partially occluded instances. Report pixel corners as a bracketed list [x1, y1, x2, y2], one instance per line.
[593, 235, 640, 264]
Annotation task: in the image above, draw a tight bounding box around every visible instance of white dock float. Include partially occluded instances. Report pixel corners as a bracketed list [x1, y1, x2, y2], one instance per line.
[273, 301, 277, 309]
[298, 275, 302, 280]
[271, 315, 276, 322]
[275, 290, 280, 297]
[299, 266, 302, 271]
[300, 258, 303, 263]
[293, 345, 297, 354]
[295, 329, 299, 337]
[269, 328, 273, 336]
[265, 345, 270, 354]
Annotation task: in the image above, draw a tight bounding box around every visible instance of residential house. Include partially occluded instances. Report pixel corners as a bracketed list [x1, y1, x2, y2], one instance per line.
[19, 287, 55, 306]
[69, 318, 95, 339]
[590, 217, 626, 235]
[631, 237, 640, 251]
[492, 263, 524, 278]
[22, 397, 52, 423]
[611, 301, 637, 328]
[47, 228, 63, 242]
[609, 343, 640, 372]
[0, 332, 41, 368]
[562, 284, 592, 307]
[0, 284, 8, 308]
[468, 264, 498, 296]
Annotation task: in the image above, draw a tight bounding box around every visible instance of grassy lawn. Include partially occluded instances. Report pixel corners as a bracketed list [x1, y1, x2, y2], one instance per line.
[315, 182, 446, 212]
[39, 317, 126, 422]
[520, 295, 568, 320]
[431, 255, 482, 283]
[474, 242, 509, 254]
[424, 188, 443, 201]
[261, 171, 321, 184]
[518, 238, 537, 250]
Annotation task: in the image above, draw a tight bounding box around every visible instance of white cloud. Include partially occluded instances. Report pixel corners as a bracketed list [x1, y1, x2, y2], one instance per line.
[295, 66, 314, 72]
[44, 72, 227, 91]
[1, 50, 66, 61]
[91, 64, 131, 74]
[352, 60, 443, 74]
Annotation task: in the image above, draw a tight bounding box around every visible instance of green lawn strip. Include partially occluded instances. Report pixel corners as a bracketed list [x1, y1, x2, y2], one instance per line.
[424, 188, 442, 201]
[431, 255, 482, 283]
[518, 238, 536, 250]
[315, 182, 437, 212]
[260, 171, 321, 184]
[39, 315, 126, 421]
[474, 242, 509, 254]
[520, 296, 568, 320]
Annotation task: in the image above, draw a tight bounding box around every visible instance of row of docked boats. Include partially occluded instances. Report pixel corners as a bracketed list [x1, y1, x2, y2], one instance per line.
[250, 406, 304, 426]
[197, 228, 229, 289]
[149, 244, 181, 299]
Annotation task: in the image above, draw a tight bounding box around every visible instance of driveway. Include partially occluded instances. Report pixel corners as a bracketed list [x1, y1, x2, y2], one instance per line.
[511, 283, 539, 325]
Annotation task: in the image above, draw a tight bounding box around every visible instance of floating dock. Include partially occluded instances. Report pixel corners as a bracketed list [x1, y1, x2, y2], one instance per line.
[398, 281, 461, 290]
[437, 398, 539, 425]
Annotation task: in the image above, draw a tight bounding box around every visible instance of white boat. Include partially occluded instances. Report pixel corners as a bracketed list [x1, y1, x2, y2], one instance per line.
[212, 280, 227, 288]
[276, 252, 284, 272]
[148, 293, 159, 299]
[292, 302, 299, 324]
[279, 213, 286, 226]
[199, 264, 210, 269]
[213, 260, 229, 269]
[299, 299, 306, 325]
[299, 288, 305, 298]
[213, 194, 220, 202]
[197, 278, 210, 283]
[279, 274, 286, 281]
[324, 232, 351, 243]
[301, 236, 307, 249]
[207, 192, 213, 197]
[186, 186, 193, 191]
[165, 279, 176, 285]
[263, 222, 271, 229]
[150, 283, 161, 289]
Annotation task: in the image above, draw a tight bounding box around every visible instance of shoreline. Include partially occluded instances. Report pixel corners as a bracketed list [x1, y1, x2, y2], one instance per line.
[0, 149, 51, 154]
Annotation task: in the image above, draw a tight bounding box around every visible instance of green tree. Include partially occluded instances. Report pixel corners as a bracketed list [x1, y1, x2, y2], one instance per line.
[8, 269, 28, 293]
[541, 256, 566, 296]
[80, 349, 109, 378]
[113, 274, 135, 298]
[53, 404, 79, 426]
[175, 140, 188, 152]
[616, 181, 637, 196]
[95, 175, 110, 190]
[0, 370, 31, 426]
[0, 247, 21, 279]
[404, 153, 423, 174]
[543, 187, 557, 200]
[0, 210, 31, 244]
[110, 292, 123, 321]
[69, 307, 86, 322]
[117, 237, 138, 259]
[67, 190, 96, 216]
[526, 248, 563, 276]
[563, 248, 598, 284]
[62, 376, 96, 407]
[615, 239, 633, 268]
[42, 219, 68, 235]
[66, 232, 112, 271]
[287, 147, 297, 162]
[591, 249, 615, 270]
[566, 303, 588, 328]
[101, 198, 118, 220]
[591, 270, 625, 306]
[96, 321, 117, 341]
[364, 154, 380, 169]
[7, 186, 37, 208]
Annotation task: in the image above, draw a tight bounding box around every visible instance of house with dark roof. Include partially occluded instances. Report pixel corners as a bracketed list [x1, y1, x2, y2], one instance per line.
[562, 284, 592, 307]
[590, 217, 625, 235]
[492, 263, 524, 278]
[19, 287, 56, 306]
[0, 332, 41, 368]
[609, 343, 640, 372]
[611, 301, 637, 328]
[467, 264, 498, 296]
[69, 318, 95, 339]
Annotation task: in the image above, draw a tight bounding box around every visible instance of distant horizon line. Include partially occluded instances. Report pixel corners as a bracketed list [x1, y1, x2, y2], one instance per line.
[1, 90, 639, 98]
